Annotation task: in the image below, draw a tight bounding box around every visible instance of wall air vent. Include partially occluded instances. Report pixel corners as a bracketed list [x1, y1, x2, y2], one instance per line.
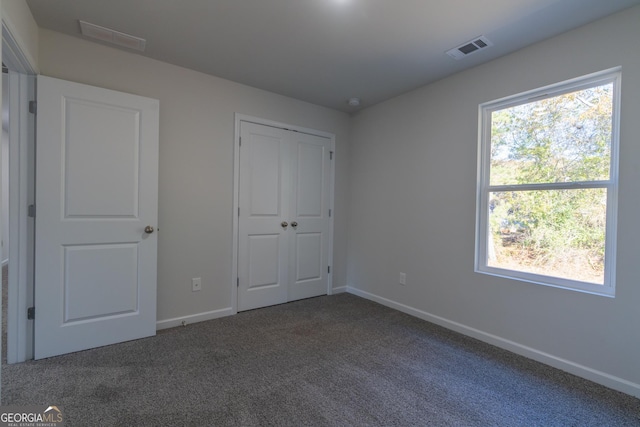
[446, 36, 493, 60]
[79, 20, 146, 52]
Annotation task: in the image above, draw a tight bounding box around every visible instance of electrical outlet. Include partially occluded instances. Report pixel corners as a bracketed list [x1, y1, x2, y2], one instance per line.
[399, 272, 406, 286]
[192, 277, 202, 292]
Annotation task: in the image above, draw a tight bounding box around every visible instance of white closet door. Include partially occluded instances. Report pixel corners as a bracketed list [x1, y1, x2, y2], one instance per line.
[237, 123, 290, 311]
[237, 121, 331, 312]
[288, 132, 331, 301]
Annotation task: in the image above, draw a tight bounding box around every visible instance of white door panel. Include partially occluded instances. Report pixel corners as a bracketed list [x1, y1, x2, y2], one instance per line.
[63, 243, 139, 322]
[238, 121, 331, 311]
[289, 134, 330, 301]
[296, 143, 324, 217]
[35, 75, 159, 359]
[63, 98, 141, 217]
[238, 124, 289, 311]
[247, 134, 283, 216]
[248, 235, 281, 289]
[295, 233, 322, 281]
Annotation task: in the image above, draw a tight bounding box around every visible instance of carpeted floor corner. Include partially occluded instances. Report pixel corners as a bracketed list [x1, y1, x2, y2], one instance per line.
[2, 292, 640, 426]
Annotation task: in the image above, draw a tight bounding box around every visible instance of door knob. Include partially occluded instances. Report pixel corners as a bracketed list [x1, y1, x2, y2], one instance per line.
[291, 221, 298, 227]
[281, 221, 288, 228]
[144, 225, 155, 234]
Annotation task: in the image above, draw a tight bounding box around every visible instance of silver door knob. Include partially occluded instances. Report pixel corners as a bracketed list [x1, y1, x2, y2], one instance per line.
[281, 221, 288, 228]
[145, 225, 155, 234]
[291, 221, 298, 227]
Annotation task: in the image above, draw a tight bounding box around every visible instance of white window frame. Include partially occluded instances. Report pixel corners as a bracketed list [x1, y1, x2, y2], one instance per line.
[475, 68, 621, 297]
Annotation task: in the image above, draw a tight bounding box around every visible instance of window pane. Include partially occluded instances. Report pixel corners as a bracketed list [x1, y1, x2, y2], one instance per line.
[490, 84, 612, 186]
[487, 189, 606, 284]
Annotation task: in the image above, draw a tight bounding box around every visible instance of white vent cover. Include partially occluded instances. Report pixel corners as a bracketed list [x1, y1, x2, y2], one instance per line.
[446, 36, 493, 60]
[79, 20, 146, 52]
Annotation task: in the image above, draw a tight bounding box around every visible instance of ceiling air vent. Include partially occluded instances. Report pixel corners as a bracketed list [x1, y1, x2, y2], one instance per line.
[446, 36, 493, 60]
[79, 20, 146, 52]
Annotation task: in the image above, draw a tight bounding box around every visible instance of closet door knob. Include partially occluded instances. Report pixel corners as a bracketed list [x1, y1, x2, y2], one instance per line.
[281, 221, 288, 228]
[144, 226, 155, 234]
[291, 221, 298, 227]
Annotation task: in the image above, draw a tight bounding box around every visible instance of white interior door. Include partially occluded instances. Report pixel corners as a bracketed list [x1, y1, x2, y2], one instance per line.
[288, 132, 331, 301]
[237, 123, 290, 311]
[237, 121, 331, 312]
[34, 75, 159, 359]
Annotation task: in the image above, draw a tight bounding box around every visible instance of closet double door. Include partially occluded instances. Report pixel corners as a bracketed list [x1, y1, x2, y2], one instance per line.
[238, 122, 332, 311]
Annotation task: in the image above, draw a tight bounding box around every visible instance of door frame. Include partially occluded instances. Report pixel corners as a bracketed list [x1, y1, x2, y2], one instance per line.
[232, 114, 336, 313]
[3, 18, 38, 363]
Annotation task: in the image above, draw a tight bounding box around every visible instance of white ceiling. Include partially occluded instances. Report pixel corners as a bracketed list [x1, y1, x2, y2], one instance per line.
[26, 0, 640, 113]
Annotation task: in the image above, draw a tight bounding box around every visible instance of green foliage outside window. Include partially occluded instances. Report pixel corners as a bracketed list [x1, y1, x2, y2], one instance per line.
[487, 84, 613, 284]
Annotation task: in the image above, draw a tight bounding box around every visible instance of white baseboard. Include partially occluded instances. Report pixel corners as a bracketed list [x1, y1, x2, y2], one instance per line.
[331, 286, 347, 294]
[346, 286, 640, 399]
[156, 307, 234, 331]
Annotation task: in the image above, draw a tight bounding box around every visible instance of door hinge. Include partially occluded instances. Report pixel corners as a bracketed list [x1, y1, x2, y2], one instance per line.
[329, 209, 332, 217]
[27, 307, 35, 320]
[328, 266, 331, 274]
[29, 100, 37, 115]
[239, 137, 242, 147]
[330, 151, 334, 160]
[238, 207, 240, 217]
[237, 277, 239, 287]
[28, 204, 36, 218]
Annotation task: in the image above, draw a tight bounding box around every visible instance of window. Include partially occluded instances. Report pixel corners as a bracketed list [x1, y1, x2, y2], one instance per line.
[476, 68, 620, 296]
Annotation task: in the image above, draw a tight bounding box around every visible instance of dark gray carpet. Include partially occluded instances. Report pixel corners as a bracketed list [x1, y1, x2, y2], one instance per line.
[2, 293, 639, 426]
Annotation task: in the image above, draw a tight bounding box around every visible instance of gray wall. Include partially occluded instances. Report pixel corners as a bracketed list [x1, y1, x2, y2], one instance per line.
[347, 6, 640, 394]
[37, 29, 351, 323]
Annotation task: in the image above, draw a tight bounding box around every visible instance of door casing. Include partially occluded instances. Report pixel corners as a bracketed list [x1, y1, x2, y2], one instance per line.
[232, 114, 335, 313]
[3, 17, 38, 363]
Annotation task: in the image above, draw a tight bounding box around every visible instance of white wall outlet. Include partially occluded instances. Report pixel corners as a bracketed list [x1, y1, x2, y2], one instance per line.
[399, 272, 406, 286]
[192, 277, 202, 292]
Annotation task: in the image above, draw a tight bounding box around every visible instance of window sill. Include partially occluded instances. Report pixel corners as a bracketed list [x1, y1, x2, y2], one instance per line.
[475, 266, 615, 298]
